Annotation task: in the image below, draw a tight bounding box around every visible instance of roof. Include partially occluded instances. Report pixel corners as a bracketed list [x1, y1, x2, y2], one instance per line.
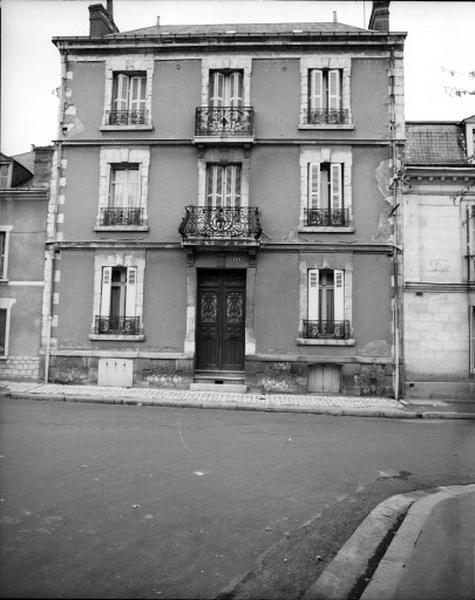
[11, 151, 35, 174]
[405, 123, 468, 166]
[116, 21, 371, 37]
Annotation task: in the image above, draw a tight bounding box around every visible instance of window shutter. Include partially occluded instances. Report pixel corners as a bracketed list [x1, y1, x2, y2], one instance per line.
[125, 267, 137, 317]
[308, 269, 320, 320]
[114, 74, 129, 111]
[309, 70, 323, 111]
[100, 267, 112, 317]
[210, 72, 225, 107]
[229, 71, 243, 108]
[308, 163, 320, 208]
[333, 269, 345, 321]
[330, 163, 343, 210]
[130, 76, 146, 112]
[328, 70, 341, 110]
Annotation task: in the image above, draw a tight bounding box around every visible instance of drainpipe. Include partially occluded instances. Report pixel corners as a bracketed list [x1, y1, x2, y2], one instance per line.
[44, 52, 67, 382]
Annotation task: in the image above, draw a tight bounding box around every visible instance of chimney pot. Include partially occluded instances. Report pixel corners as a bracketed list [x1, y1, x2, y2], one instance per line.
[333, 10, 337, 23]
[156, 16, 160, 26]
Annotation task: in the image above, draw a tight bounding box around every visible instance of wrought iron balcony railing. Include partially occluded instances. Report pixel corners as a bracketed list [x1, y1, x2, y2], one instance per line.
[303, 108, 349, 125]
[303, 320, 350, 339]
[106, 110, 148, 126]
[100, 207, 144, 226]
[195, 107, 254, 137]
[95, 316, 140, 335]
[179, 206, 262, 240]
[305, 208, 349, 227]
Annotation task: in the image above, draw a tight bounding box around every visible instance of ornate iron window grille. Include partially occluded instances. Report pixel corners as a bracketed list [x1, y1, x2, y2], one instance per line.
[100, 207, 144, 226]
[304, 108, 349, 125]
[95, 316, 140, 335]
[195, 107, 254, 136]
[107, 110, 148, 126]
[303, 320, 350, 339]
[179, 206, 262, 240]
[305, 208, 348, 227]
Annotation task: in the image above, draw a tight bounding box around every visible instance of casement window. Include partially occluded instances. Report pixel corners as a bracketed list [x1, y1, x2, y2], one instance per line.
[102, 164, 143, 226]
[97, 266, 139, 335]
[109, 72, 147, 125]
[0, 164, 10, 189]
[0, 308, 7, 357]
[209, 70, 244, 108]
[0, 232, 6, 279]
[206, 164, 241, 207]
[308, 69, 342, 112]
[471, 306, 475, 373]
[305, 269, 349, 339]
[306, 163, 346, 226]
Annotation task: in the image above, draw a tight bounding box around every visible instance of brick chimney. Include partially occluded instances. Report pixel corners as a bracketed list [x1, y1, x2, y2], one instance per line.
[89, 3, 119, 38]
[368, 1, 390, 32]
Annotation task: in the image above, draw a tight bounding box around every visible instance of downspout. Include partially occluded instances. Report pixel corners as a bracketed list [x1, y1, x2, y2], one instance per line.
[44, 51, 67, 382]
[389, 46, 401, 400]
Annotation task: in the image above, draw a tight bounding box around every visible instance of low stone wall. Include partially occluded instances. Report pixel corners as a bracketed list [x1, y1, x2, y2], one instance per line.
[0, 356, 42, 381]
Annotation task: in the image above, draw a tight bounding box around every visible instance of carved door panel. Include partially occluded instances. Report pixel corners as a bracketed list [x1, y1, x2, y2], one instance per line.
[196, 270, 245, 371]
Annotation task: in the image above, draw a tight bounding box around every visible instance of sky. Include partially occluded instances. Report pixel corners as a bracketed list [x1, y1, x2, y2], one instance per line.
[2, 0, 475, 156]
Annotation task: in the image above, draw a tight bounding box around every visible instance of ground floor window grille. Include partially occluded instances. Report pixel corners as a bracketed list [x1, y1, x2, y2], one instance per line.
[304, 268, 349, 339]
[96, 266, 139, 334]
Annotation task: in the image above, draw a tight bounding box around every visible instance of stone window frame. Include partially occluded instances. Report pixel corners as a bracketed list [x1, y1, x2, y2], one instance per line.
[471, 305, 475, 374]
[0, 226, 12, 281]
[197, 148, 250, 208]
[89, 251, 145, 341]
[299, 55, 353, 130]
[297, 257, 355, 346]
[101, 56, 154, 130]
[0, 297, 16, 359]
[200, 56, 252, 107]
[95, 147, 150, 231]
[299, 146, 353, 232]
[0, 162, 12, 189]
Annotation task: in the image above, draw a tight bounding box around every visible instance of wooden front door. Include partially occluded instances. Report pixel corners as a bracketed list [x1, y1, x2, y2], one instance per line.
[196, 270, 246, 371]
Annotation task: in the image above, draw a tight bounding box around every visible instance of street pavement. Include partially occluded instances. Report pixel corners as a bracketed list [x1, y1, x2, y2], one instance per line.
[0, 383, 474, 599]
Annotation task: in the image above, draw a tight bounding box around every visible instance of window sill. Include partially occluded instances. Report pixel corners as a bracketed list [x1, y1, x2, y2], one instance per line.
[298, 123, 354, 130]
[100, 124, 154, 131]
[299, 226, 355, 233]
[297, 337, 356, 346]
[0, 355, 8, 360]
[192, 136, 254, 145]
[0, 278, 8, 284]
[89, 334, 145, 341]
[94, 225, 150, 232]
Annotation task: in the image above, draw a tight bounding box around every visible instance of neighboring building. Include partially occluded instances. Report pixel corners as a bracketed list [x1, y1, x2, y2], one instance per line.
[45, 1, 405, 395]
[403, 115, 475, 399]
[0, 147, 53, 381]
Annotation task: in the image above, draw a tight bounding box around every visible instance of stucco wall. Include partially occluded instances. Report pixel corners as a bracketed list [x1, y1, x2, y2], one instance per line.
[66, 61, 105, 139]
[351, 58, 390, 138]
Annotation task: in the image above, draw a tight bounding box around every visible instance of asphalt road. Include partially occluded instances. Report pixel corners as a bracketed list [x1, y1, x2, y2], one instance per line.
[0, 398, 474, 599]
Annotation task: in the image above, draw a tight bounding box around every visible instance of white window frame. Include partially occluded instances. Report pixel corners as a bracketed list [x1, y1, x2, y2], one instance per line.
[0, 298, 16, 359]
[0, 163, 11, 189]
[90, 252, 145, 341]
[470, 306, 475, 374]
[197, 148, 250, 208]
[109, 164, 141, 208]
[206, 163, 242, 208]
[0, 226, 12, 281]
[96, 147, 150, 231]
[300, 147, 353, 232]
[297, 259, 354, 346]
[299, 56, 353, 130]
[209, 70, 244, 108]
[201, 57, 252, 107]
[101, 56, 154, 130]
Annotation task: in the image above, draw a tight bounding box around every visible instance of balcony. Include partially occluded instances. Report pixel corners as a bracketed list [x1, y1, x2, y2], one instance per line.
[99, 207, 144, 227]
[302, 108, 349, 125]
[94, 316, 140, 335]
[105, 110, 149, 126]
[179, 206, 261, 248]
[305, 208, 349, 227]
[194, 107, 254, 143]
[303, 320, 350, 340]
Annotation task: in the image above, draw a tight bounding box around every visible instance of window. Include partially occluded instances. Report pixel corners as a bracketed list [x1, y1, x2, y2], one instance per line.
[307, 162, 346, 226]
[305, 269, 349, 339]
[206, 164, 241, 207]
[0, 228, 11, 280]
[0, 309, 6, 357]
[96, 266, 139, 335]
[209, 70, 243, 108]
[471, 306, 475, 373]
[109, 72, 147, 125]
[0, 164, 10, 188]
[101, 164, 143, 226]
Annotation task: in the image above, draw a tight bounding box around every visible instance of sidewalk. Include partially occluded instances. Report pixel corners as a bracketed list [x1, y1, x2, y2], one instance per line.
[1, 380, 474, 419]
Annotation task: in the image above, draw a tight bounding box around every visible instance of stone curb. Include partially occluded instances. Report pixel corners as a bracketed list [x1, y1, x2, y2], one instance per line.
[2, 390, 475, 419]
[303, 484, 475, 600]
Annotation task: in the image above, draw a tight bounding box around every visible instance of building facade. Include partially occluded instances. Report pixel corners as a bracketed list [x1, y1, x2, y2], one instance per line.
[45, 1, 405, 395]
[403, 116, 475, 399]
[0, 147, 53, 381]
